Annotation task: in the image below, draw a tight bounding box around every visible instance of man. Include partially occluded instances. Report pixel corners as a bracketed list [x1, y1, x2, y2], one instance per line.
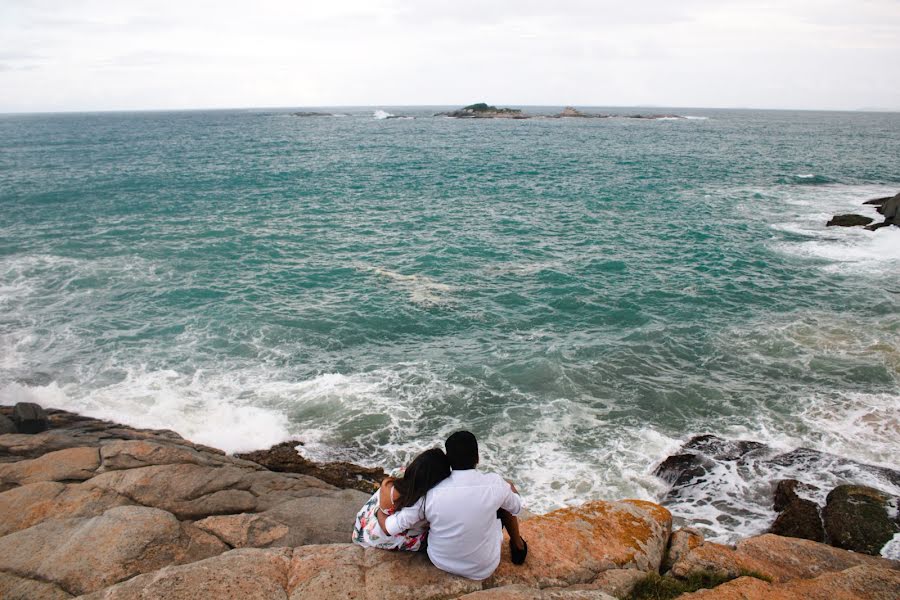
[377, 431, 528, 580]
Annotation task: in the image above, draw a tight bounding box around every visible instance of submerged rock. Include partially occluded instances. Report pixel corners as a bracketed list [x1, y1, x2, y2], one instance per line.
[826, 214, 874, 227]
[823, 485, 900, 556]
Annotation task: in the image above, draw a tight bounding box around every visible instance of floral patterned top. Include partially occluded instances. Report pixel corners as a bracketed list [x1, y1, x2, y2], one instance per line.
[351, 474, 428, 551]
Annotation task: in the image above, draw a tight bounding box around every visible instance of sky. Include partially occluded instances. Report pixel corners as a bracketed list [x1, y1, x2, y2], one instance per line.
[1, 0, 899, 113]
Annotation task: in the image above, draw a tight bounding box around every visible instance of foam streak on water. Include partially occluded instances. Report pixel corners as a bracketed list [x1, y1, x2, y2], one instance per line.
[0, 108, 898, 542]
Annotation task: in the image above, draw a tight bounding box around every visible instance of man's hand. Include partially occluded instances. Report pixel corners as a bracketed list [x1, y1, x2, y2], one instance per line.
[376, 505, 391, 535]
[379, 477, 396, 510]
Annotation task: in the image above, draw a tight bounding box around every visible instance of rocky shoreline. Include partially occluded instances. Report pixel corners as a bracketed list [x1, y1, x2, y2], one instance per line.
[826, 191, 899, 230]
[1, 403, 898, 599]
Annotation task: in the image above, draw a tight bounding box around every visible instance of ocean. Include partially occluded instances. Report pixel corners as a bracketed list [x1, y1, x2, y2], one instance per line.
[1, 106, 898, 543]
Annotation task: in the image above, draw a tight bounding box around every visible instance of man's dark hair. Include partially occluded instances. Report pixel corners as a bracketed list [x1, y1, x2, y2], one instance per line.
[445, 430, 478, 470]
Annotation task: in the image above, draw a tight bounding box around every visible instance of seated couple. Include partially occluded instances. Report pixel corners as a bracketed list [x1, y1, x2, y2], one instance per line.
[352, 430, 528, 580]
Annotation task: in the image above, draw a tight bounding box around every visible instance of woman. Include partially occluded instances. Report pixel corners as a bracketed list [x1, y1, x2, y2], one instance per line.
[352, 448, 450, 551]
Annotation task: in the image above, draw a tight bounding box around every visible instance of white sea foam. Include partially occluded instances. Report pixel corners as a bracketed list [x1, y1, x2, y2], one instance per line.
[882, 533, 900, 560]
[768, 185, 900, 274]
[0, 368, 292, 454]
[373, 110, 394, 120]
[360, 265, 455, 307]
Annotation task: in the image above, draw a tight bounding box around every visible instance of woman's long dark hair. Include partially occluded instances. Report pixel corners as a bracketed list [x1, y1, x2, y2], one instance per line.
[392, 448, 451, 510]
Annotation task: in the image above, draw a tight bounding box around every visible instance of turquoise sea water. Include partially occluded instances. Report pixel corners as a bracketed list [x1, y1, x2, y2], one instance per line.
[1, 107, 899, 540]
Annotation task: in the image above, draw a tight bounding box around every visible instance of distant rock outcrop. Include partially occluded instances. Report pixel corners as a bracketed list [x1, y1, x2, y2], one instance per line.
[438, 103, 530, 119]
[557, 106, 599, 118]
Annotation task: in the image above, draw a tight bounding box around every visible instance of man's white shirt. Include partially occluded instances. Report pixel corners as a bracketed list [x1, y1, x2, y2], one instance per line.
[384, 469, 523, 580]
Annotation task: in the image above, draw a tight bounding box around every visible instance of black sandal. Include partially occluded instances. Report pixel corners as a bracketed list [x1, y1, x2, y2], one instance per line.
[510, 539, 528, 565]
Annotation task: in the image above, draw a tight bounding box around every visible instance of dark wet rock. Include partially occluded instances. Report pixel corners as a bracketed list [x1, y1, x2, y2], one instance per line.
[875, 192, 900, 218]
[865, 218, 898, 231]
[770, 480, 824, 542]
[822, 485, 899, 555]
[291, 111, 333, 117]
[826, 214, 874, 227]
[682, 434, 767, 462]
[770, 499, 824, 542]
[11, 403, 49, 434]
[864, 195, 892, 207]
[236, 441, 384, 493]
[0, 415, 16, 435]
[773, 479, 819, 512]
[654, 453, 712, 488]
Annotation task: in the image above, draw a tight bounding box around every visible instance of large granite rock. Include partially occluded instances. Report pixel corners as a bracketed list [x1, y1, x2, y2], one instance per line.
[86, 463, 259, 519]
[0, 480, 131, 536]
[485, 500, 672, 588]
[679, 564, 900, 599]
[0, 505, 226, 595]
[0, 571, 73, 600]
[79, 547, 293, 600]
[195, 513, 290, 548]
[98, 438, 243, 470]
[256, 488, 370, 545]
[662, 527, 705, 572]
[0, 446, 99, 485]
[823, 485, 899, 555]
[670, 533, 899, 583]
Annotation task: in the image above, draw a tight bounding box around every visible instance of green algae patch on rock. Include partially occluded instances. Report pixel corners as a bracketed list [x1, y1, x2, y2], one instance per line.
[823, 485, 900, 556]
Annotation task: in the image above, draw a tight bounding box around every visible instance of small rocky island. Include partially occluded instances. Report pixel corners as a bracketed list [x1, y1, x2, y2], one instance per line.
[437, 103, 689, 121]
[1, 403, 898, 599]
[827, 191, 900, 230]
[437, 103, 531, 119]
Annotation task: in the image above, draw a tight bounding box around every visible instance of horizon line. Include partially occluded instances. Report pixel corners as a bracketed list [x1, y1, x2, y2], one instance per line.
[2, 103, 900, 116]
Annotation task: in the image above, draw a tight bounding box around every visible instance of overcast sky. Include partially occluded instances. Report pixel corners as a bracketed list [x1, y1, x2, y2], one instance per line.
[2, 0, 899, 112]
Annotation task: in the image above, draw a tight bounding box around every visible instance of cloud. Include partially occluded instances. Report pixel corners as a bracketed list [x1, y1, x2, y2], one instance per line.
[0, 0, 899, 112]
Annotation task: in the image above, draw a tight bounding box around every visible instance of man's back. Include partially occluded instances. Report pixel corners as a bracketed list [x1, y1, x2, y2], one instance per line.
[421, 469, 522, 580]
